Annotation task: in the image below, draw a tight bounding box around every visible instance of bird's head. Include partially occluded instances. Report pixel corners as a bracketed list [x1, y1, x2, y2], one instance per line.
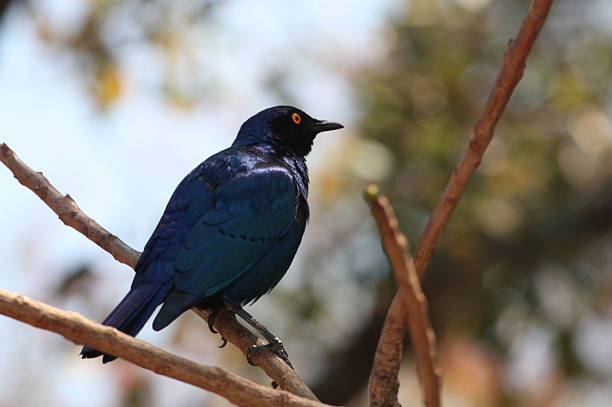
[235, 106, 343, 157]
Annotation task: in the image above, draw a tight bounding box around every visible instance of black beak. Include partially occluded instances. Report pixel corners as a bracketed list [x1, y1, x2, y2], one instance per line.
[314, 120, 344, 133]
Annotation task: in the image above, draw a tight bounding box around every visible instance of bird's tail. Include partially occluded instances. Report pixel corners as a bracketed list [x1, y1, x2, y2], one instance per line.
[80, 282, 171, 363]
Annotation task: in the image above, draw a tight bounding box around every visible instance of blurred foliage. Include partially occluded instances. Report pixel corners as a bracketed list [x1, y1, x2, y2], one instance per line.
[53, 263, 93, 297]
[22, 0, 221, 109]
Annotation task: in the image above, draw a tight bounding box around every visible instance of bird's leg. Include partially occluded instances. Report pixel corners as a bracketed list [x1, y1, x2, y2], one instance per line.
[224, 300, 293, 369]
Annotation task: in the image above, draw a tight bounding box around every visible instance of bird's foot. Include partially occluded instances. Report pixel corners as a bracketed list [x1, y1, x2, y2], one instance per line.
[221, 299, 293, 369]
[246, 336, 293, 369]
[205, 307, 227, 347]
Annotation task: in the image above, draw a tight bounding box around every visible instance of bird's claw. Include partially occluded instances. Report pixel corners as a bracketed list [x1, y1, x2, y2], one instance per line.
[246, 337, 293, 369]
[208, 309, 227, 347]
[218, 337, 228, 348]
[246, 346, 258, 366]
[207, 309, 219, 334]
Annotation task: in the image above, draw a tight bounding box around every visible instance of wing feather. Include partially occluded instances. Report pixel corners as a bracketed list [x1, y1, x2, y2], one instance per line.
[163, 168, 297, 311]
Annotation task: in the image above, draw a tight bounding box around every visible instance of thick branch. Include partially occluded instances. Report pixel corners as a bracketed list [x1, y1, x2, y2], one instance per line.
[368, 0, 554, 405]
[365, 186, 441, 407]
[0, 288, 329, 407]
[367, 292, 406, 407]
[0, 142, 316, 400]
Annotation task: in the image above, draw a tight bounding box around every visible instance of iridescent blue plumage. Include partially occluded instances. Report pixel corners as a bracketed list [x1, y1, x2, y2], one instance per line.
[81, 106, 342, 363]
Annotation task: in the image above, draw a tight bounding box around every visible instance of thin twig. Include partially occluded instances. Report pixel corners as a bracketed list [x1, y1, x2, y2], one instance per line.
[365, 186, 441, 407]
[0, 288, 330, 407]
[368, 0, 554, 405]
[413, 0, 554, 277]
[0, 142, 317, 401]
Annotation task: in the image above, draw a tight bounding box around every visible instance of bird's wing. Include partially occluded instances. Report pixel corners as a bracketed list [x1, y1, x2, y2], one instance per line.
[131, 160, 219, 285]
[172, 167, 298, 299]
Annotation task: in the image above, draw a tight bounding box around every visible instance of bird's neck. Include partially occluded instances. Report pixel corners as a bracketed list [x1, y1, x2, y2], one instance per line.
[257, 143, 310, 198]
[231, 140, 310, 200]
[234, 124, 313, 158]
[287, 154, 309, 200]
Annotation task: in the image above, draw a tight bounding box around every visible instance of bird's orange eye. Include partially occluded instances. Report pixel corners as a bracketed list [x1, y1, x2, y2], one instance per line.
[291, 113, 301, 124]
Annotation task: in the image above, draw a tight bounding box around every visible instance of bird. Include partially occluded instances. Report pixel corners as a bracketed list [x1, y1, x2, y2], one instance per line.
[80, 105, 343, 365]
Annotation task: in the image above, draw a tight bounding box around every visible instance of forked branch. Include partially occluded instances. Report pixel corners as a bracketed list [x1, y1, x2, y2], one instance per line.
[365, 186, 441, 407]
[367, 0, 555, 406]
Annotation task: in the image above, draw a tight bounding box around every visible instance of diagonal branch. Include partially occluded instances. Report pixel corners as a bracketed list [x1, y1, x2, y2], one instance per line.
[0, 142, 317, 401]
[0, 288, 330, 407]
[367, 0, 554, 406]
[365, 186, 441, 407]
[413, 0, 554, 277]
[0, 143, 140, 268]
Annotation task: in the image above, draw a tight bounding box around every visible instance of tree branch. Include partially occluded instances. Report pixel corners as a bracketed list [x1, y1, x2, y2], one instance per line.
[367, 0, 554, 405]
[367, 298, 406, 407]
[0, 142, 317, 401]
[413, 0, 554, 277]
[0, 288, 330, 407]
[0, 143, 140, 268]
[365, 186, 441, 407]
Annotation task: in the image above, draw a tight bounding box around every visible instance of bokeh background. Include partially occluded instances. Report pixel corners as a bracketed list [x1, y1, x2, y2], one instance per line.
[1, 0, 612, 406]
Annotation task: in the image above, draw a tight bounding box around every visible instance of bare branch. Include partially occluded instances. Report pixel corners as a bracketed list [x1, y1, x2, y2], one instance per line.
[368, 290, 406, 407]
[0, 142, 317, 400]
[413, 0, 554, 277]
[365, 186, 441, 407]
[0, 143, 140, 268]
[366, 0, 554, 405]
[0, 288, 331, 407]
